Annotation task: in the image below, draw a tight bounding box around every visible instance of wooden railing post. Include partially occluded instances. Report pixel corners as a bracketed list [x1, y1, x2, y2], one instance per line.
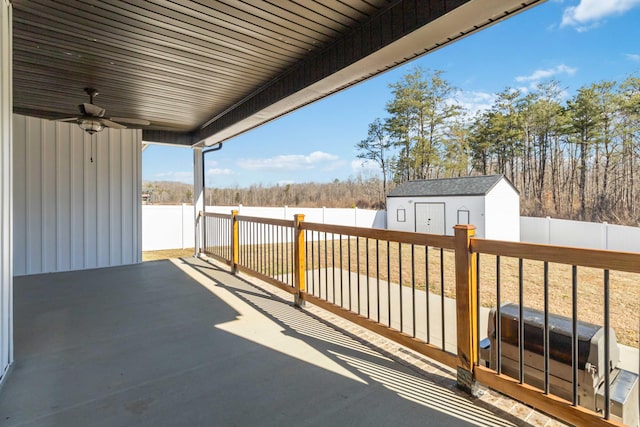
[294, 214, 306, 307]
[454, 224, 478, 394]
[231, 210, 239, 273]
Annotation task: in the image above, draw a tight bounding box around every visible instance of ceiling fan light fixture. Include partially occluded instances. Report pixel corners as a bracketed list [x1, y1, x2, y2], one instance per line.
[78, 118, 104, 134]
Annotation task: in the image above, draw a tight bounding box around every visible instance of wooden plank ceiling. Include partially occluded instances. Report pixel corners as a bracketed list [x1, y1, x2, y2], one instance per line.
[12, 0, 544, 146]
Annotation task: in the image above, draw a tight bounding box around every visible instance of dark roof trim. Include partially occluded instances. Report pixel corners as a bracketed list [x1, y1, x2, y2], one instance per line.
[142, 0, 543, 146]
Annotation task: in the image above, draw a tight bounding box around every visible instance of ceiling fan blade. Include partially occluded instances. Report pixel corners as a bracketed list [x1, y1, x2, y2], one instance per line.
[55, 117, 79, 122]
[109, 117, 151, 126]
[79, 103, 105, 117]
[101, 119, 127, 129]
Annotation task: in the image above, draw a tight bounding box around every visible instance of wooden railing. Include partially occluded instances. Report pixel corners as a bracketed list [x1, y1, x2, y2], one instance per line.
[197, 211, 639, 427]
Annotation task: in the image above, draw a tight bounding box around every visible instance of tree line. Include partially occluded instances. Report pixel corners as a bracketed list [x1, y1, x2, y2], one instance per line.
[356, 67, 640, 225]
[143, 176, 387, 209]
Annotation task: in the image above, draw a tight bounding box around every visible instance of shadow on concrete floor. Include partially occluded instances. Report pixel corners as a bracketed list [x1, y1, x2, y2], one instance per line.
[1, 259, 545, 426]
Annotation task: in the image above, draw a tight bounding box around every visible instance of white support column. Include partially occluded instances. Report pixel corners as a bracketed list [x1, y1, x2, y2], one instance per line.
[193, 147, 204, 256]
[0, 0, 14, 387]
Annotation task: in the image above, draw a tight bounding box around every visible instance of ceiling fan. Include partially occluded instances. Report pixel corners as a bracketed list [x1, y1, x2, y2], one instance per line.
[56, 88, 151, 134]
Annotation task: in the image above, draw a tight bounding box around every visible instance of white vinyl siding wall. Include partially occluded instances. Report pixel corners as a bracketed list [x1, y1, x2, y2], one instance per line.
[13, 115, 142, 276]
[387, 195, 486, 237]
[0, 0, 13, 387]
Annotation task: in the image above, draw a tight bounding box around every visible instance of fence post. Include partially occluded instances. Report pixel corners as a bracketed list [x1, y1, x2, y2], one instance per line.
[231, 210, 239, 273]
[454, 224, 478, 394]
[294, 214, 306, 307]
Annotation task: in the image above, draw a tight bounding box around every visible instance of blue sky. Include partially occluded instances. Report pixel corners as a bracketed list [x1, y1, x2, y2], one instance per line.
[142, 0, 640, 188]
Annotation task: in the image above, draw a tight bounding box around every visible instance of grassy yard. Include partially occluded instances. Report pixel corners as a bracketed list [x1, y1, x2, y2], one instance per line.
[142, 248, 195, 261]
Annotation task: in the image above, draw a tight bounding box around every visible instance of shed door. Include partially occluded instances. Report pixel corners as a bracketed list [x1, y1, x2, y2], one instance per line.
[415, 203, 445, 234]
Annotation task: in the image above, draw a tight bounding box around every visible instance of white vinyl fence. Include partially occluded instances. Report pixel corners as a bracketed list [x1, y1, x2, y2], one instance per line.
[143, 207, 640, 253]
[142, 204, 195, 251]
[520, 216, 640, 253]
[142, 205, 387, 251]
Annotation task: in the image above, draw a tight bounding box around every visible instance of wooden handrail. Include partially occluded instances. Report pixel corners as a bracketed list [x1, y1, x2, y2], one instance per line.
[201, 211, 231, 219]
[237, 215, 294, 228]
[301, 222, 456, 249]
[471, 238, 640, 274]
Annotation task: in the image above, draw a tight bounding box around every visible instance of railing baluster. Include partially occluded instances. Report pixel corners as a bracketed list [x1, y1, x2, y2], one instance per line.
[496, 255, 502, 375]
[399, 243, 403, 333]
[544, 261, 549, 395]
[376, 239, 380, 323]
[264, 222, 268, 275]
[272, 224, 276, 278]
[518, 258, 524, 384]
[261, 223, 265, 274]
[572, 265, 578, 407]
[269, 224, 273, 277]
[356, 236, 360, 313]
[332, 233, 336, 304]
[412, 244, 416, 338]
[387, 240, 391, 328]
[366, 237, 370, 319]
[325, 232, 328, 302]
[476, 252, 480, 362]
[604, 269, 610, 420]
[317, 231, 321, 297]
[311, 230, 315, 295]
[426, 245, 430, 344]
[259, 223, 263, 274]
[440, 247, 445, 351]
[285, 229, 293, 284]
[279, 225, 283, 279]
[348, 237, 352, 311]
[340, 234, 344, 308]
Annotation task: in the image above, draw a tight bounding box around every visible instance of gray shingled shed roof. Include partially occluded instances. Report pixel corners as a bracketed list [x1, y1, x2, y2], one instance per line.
[387, 175, 518, 197]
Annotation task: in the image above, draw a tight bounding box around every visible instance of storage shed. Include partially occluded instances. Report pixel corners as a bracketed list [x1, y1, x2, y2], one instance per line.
[386, 175, 520, 241]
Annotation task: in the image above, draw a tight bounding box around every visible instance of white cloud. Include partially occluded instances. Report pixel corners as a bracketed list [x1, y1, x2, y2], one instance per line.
[561, 0, 640, 30]
[206, 168, 233, 176]
[204, 159, 233, 176]
[515, 64, 577, 83]
[238, 151, 341, 171]
[154, 171, 192, 183]
[626, 53, 640, 62]
[451, 91, 496, 115]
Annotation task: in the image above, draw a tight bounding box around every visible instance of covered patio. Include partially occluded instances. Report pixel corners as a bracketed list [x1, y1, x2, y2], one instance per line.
[0, 259, 552, 426]
[0, 1, 557, 424]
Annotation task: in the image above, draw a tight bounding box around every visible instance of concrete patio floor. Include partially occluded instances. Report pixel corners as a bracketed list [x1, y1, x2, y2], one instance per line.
[0, 258, 563, 426]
